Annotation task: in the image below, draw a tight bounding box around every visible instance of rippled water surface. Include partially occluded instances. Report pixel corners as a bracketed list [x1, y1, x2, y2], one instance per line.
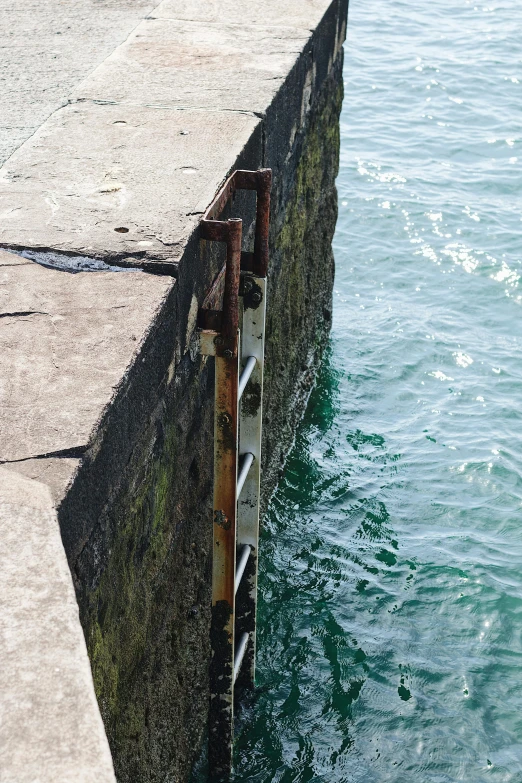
[234, 2, 522, 781]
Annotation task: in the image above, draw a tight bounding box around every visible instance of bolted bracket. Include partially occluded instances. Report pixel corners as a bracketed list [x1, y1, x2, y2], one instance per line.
[198, 168, 272, 357]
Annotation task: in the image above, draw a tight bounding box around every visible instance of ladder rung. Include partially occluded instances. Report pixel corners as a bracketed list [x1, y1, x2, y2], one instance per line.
[235, 544, 251, 595]
[238, 356, 257, 400]
[236, 452, 254, 500]
[233, 632, 250, 684]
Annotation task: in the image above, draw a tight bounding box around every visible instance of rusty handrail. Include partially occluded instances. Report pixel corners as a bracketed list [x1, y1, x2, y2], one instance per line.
[202, 169, 272, 278]
[199, 168, 272, 357]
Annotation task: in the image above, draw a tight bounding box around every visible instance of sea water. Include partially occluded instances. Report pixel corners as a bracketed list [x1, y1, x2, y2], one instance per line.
[234, 1, 522, 780]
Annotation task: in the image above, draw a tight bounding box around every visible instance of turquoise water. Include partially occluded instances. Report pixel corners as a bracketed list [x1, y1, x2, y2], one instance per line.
[235, 1, 522, 780]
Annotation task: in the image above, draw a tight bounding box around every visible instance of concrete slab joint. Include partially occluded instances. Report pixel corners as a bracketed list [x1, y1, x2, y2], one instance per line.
[0, 0, 348, 780]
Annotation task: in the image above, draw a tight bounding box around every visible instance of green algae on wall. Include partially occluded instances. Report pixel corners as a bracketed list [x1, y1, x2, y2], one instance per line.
[89, 420, 175, 717]
[81, 352, 215, 783]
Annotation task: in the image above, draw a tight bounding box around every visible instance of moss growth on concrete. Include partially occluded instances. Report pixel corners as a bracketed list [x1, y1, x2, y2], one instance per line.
[89, 418, 175, 717]
[79, 354, 214, 783]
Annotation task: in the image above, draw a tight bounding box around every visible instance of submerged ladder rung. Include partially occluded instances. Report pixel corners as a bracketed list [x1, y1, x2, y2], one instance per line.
[235, 544, 251, 595]
[238, 356, 257, 400]
[236, 452, 254, 500]
[233, 632, 250, 684]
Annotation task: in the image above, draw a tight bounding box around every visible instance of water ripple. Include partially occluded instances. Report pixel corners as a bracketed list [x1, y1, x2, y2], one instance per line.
[230, 0, 522, 780]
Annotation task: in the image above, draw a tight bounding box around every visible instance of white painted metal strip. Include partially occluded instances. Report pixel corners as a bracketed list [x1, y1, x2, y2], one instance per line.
[235, 544, 251, 595]
[233, 632, 250, 684]
[236, 452, 254, 501]
[238, 356, 257, 400]
[236, 275, 267, 687]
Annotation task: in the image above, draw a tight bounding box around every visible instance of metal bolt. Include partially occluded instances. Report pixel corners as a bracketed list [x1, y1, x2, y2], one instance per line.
[214, 335, 224, 346]
[223, 349, 233, 358]
[251, 292, 262, 304]
[243, 279, 253, 294]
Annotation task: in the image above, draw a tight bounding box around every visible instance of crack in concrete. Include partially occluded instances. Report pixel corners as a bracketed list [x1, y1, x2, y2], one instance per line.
[146, 16, 316, 33]
[70, 96, 259, 118]
[0, 244, 179, 277]
[1, 100, 70, 167]
[1, 247, 137, 274]
[0, 311, 49, 319]
[0, 445, 88, 465]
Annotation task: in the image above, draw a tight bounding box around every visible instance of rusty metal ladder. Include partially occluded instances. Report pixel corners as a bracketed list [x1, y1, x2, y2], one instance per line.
[198, 168, 272, 780]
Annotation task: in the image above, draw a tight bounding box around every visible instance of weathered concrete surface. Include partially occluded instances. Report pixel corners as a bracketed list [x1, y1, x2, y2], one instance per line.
[0, 0, 348, 781]
[13, 456, 82, 504]
[0, 0, 154, 165]
[74, 18, 310, 113]
[0, 467, 116, 783]
[0, 250, 173, 463]
[152, 0, 339, 28]
[0, 107, 260, 261]
[0, 250, 30, 266]
[0, 0, 345, 266]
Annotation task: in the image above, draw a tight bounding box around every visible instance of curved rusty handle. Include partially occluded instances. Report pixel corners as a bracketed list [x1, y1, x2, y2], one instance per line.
[199, 168, 272, 354]
[253, 168, 272, 278]
[222, 218, 242, 350]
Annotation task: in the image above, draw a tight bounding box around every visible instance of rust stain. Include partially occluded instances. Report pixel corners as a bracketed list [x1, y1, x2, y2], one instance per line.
[198, 168, 272, 356]
[214, 509, 231, 531]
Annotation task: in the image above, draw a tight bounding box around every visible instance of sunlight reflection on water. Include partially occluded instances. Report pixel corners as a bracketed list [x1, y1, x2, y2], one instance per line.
[232, 1, 522, 780]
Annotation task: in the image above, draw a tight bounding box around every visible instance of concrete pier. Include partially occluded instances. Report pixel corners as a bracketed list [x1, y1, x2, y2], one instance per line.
[0, 1, 347, 780]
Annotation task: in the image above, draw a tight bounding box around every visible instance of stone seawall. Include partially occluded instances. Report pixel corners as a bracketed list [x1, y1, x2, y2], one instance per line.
[0, 1, 347, 781]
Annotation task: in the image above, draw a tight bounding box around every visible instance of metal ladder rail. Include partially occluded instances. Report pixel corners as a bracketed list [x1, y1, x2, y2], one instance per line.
[233, 265, 267, 693]
[198, 168, 271, 780]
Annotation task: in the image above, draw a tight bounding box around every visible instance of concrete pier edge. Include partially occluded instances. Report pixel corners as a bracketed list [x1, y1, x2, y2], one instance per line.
[0, 1, 348, 780]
